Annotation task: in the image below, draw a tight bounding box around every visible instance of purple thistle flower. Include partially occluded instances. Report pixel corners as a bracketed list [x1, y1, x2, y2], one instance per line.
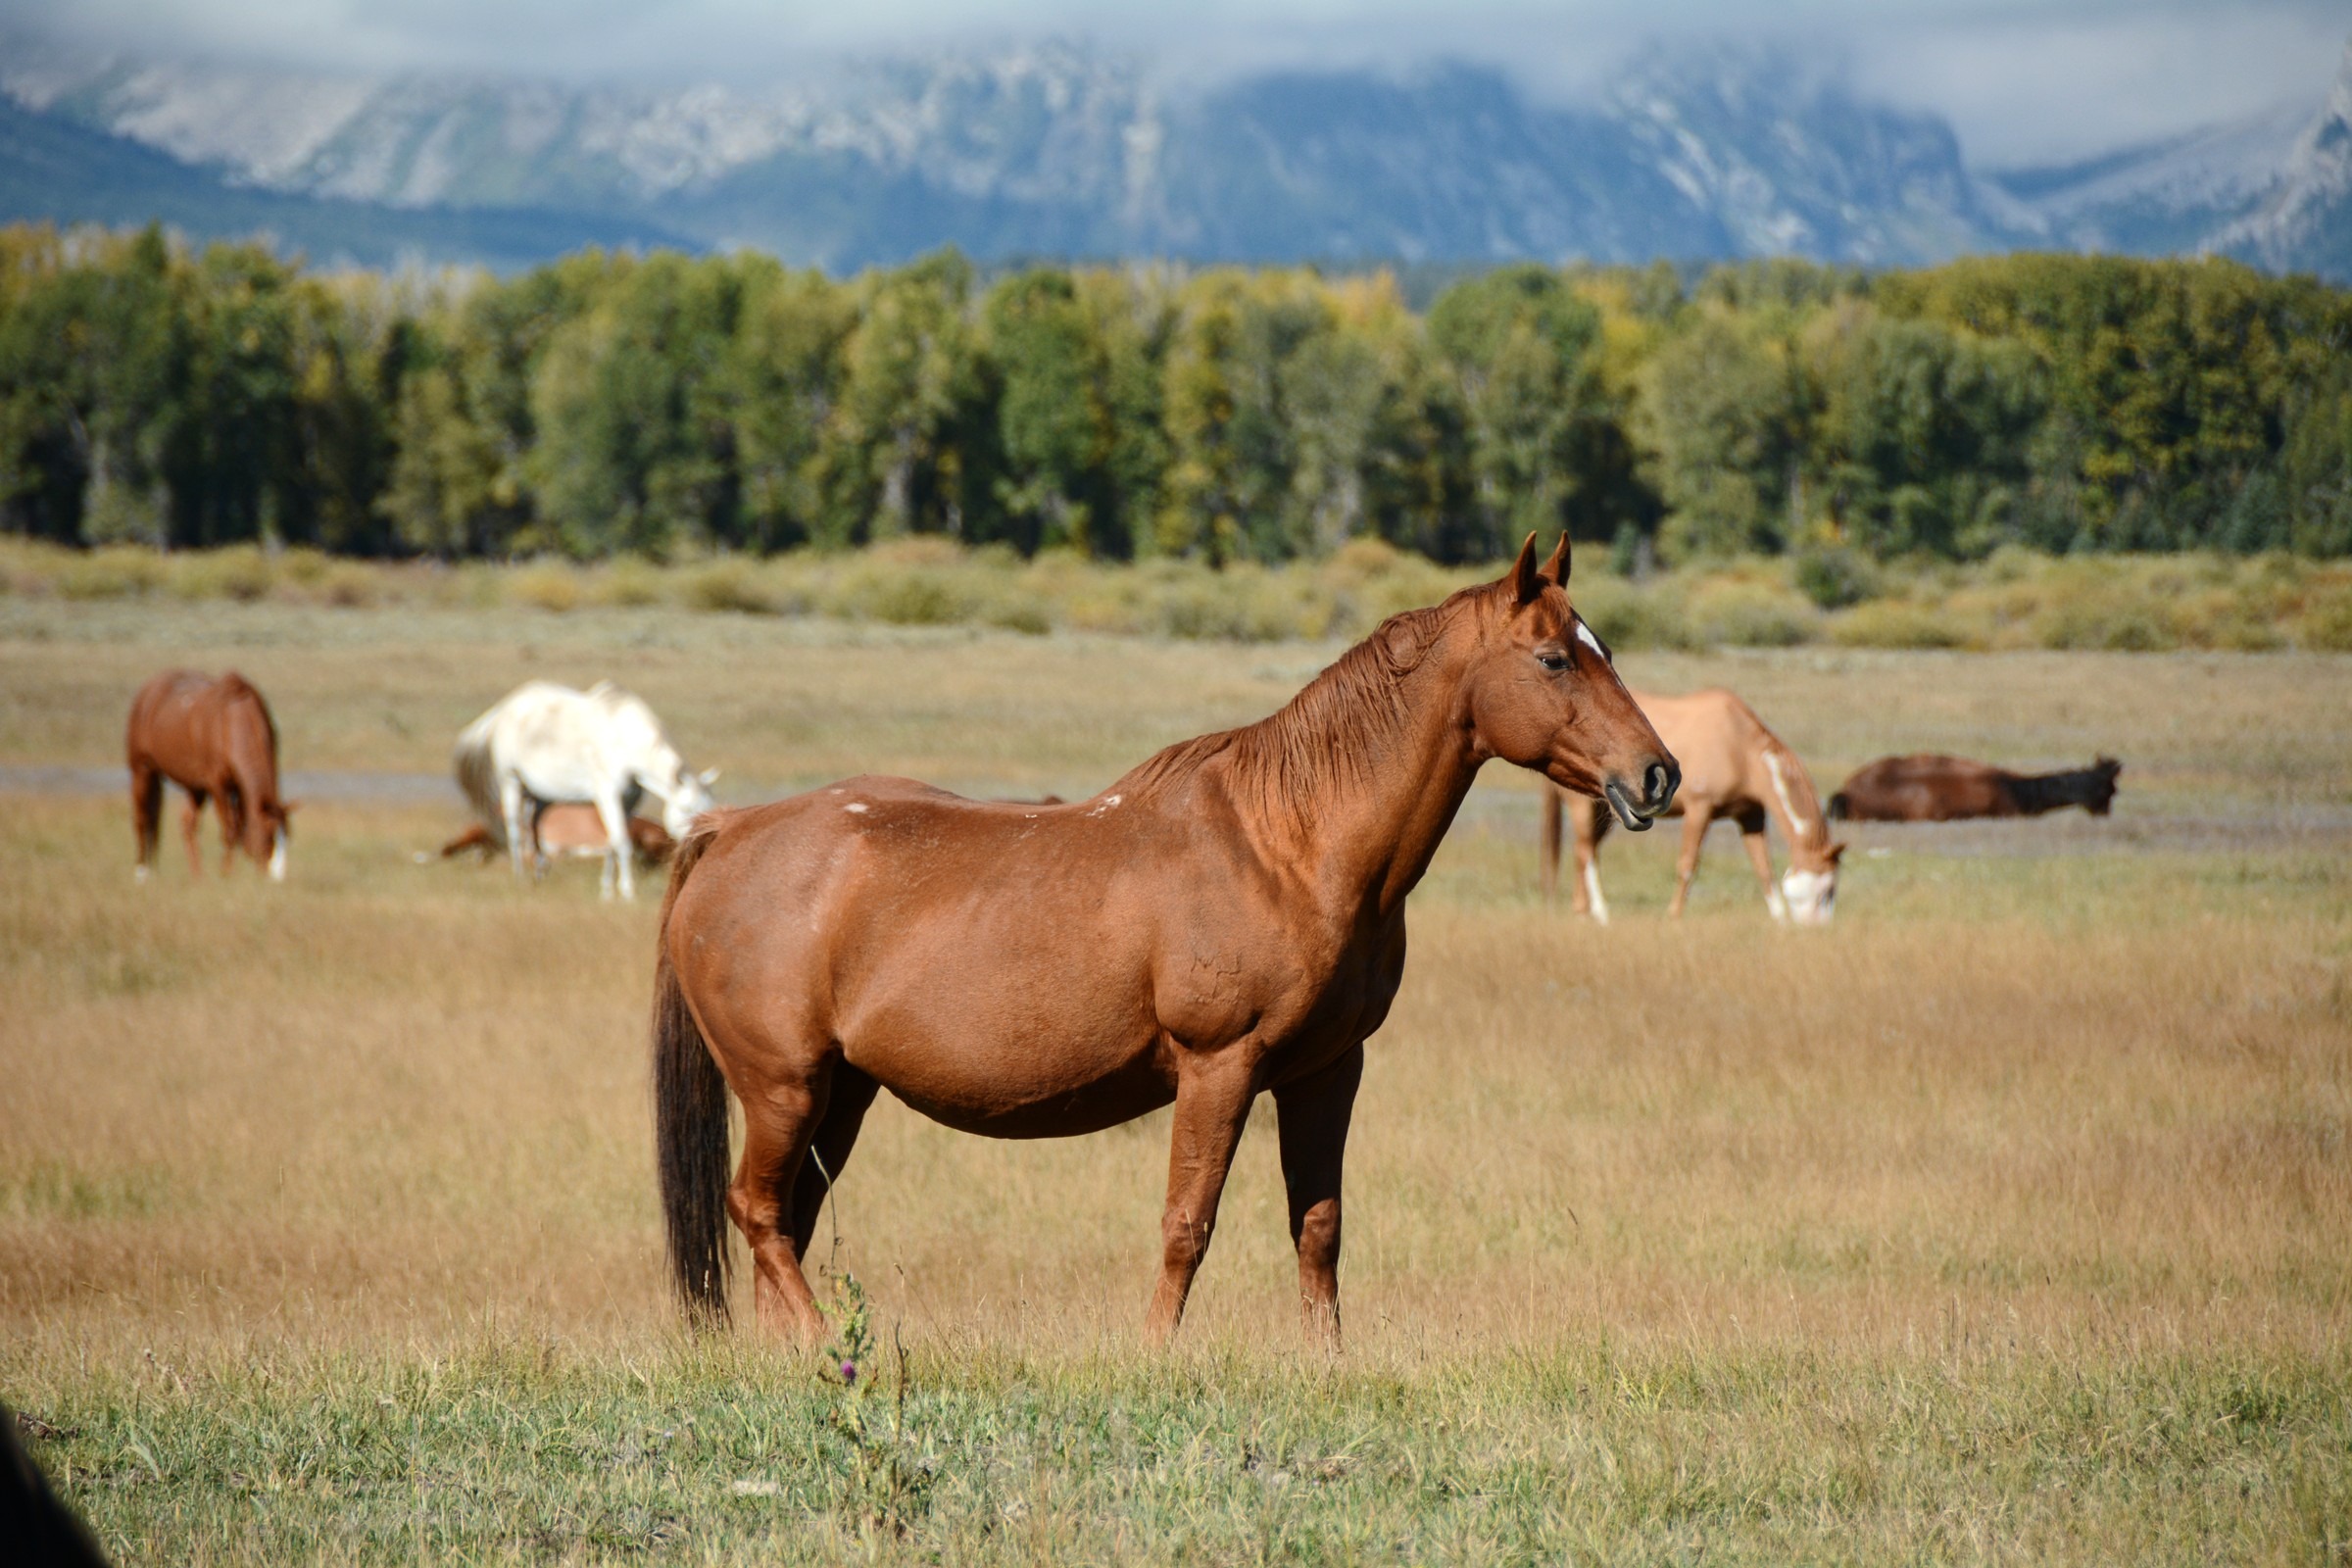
[839, 1359, 858, 1386]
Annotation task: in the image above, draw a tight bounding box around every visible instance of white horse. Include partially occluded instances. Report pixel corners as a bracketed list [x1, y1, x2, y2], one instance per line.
[453, 680, 716, 901]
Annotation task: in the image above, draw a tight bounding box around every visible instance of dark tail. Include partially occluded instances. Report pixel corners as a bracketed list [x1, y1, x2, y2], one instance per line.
[1827, 792, 1850, 821]
[653, 825, 731, 1327]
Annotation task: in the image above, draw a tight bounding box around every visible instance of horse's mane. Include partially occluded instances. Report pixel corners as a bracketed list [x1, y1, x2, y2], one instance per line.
[1759, 734, 1833, 852]
[215, 671, 277, 755]
[1114, 580, 1494, 825]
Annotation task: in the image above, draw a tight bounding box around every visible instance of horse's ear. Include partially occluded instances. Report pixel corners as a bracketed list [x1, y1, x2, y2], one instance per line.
[1539, 532, 1571, 586]
[1509, 532, 1543, 605]
[1825, 842, 1846, 865]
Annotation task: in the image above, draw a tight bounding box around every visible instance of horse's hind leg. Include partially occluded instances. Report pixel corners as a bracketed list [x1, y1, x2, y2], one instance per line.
[216, 786, 243, 875]
[727, 1054, 846, 1344]
[786, 1064, 881, 1270]
[179, 789, 209, 878]
[130, 762, 163, 881]
[1274, 1046, 1363, 1347]
[1666, 804, 1713, 918]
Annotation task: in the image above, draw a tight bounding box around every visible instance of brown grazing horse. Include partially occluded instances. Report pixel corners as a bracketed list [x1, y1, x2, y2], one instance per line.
[436, 805, 678, 867]
[126, 670, 294, 882]
[654, 537, 1678, 1347]
[1829, 755, 2121, 821]
[1542, 688, 1843, 925]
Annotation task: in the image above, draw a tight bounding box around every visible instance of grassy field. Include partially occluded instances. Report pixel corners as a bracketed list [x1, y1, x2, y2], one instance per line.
[2, 597, 2349, 1563]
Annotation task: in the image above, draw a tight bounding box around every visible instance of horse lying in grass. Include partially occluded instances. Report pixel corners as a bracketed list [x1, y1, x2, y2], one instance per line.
[126, 670, 296, 882]
[654, 535, 1679, 1347]
[453, 680, 714, 902]
[1829, 755, 2121, 821]
[432, 804, 678, 869]
[1542, 687, 1843, 926]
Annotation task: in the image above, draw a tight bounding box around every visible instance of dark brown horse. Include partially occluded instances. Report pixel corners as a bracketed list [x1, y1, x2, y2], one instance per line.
[126, 670, 294, 882]
[1829, 755, 2121, 822]
[654, 537, 1678, 1347]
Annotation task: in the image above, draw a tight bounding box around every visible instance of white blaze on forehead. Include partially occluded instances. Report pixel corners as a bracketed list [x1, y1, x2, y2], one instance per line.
[1762, 751, 1810, 837]
[1575, 621, 1606, 660]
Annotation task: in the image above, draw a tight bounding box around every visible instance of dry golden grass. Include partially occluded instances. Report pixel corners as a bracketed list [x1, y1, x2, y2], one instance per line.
[2, 602, 2348, 1561]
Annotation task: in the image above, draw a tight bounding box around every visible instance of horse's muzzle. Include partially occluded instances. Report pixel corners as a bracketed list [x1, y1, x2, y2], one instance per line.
[1604, 760, 1679, 831]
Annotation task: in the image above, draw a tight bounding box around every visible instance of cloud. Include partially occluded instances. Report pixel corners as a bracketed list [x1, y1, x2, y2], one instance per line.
[3, 0, 2340, 166]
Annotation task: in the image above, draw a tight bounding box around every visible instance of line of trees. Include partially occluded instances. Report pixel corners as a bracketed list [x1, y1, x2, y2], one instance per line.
[3, 222, 2349, 564]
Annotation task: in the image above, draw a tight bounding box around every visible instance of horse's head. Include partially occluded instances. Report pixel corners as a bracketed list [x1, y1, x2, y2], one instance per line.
[654, 763, 718, 839]
[247, 799, 296, 881]
[1468, 534, 1678, 829]
[2085, 757, 2122, 815]
[1779, 841, 1842, 926]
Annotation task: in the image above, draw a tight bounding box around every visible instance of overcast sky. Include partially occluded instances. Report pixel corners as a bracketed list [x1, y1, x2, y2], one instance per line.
[8, 0, 2344, 168]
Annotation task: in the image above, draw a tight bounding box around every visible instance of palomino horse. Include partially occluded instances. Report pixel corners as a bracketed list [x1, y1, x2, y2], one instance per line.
[1542, 688, 1843, 925]
[1830, 755, 2120, 821]
[654, 536, 1679, 1347]
[453, 680, 715, 901]
[126, 670, 295, 882]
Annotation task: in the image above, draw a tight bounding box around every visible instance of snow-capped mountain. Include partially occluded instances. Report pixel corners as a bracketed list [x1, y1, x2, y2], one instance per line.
[0, 29, 2343, 277]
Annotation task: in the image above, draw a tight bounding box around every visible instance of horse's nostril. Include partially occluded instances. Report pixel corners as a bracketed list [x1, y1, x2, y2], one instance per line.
[1645, 761, 1673, 806]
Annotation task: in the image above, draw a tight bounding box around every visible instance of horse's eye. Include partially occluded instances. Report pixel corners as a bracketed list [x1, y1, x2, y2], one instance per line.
[1537, 650, 1571, 672]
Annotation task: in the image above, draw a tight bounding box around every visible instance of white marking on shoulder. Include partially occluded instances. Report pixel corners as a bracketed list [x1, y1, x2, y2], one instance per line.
[844, 802, 868, 814]
[1085, 793, 1125, 817]
[1763, 751, 1810, 835]
[1576, 621, 1606, 660]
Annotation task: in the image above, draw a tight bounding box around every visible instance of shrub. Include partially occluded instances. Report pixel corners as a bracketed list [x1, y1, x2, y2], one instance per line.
[1792, 546, 1881, 610]
[595, 557, 665, 609]
[1828, 600, 1970, 649]
[316, 562, 380, 608]
[679, 559, 777, 614]
[1686, 577, 1819, 647]
[2297, 586, 2352, 652]
[509, 562, 583, 613]
[1570, 574, 1691, 652]
[169, 545, 273, 602]
[57, 547, 167, 600]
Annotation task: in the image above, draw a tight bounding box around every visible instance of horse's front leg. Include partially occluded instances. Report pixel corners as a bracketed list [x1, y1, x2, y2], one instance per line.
[594, 791, 634, 902]
[498, 774, 532, 884]
[1274, 1045, 1364, 1348]
[1146, 1048, 1259, 1346]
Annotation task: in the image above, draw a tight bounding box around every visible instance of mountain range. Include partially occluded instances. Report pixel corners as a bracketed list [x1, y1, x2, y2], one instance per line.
[1, 30, 2346, 279]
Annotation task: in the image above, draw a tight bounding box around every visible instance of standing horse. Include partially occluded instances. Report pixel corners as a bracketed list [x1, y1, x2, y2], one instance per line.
[453, 681, 715, 902]
[126, 670, 295, 882]
[1542, 688, 1843, 925]
[654, 536, 1679, 1347]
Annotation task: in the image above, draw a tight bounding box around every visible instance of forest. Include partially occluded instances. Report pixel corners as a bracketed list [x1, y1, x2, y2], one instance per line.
[2, 221, 2349, 565]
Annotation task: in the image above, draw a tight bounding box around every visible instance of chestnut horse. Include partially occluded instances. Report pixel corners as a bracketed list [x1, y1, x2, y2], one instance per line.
[1830, 755, 2120, 821]
[434, 806, 678, 868]
[126, 670, 294, 882]
[654, 537, 1678, 1346]
[1542, 688, 1843, 925]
